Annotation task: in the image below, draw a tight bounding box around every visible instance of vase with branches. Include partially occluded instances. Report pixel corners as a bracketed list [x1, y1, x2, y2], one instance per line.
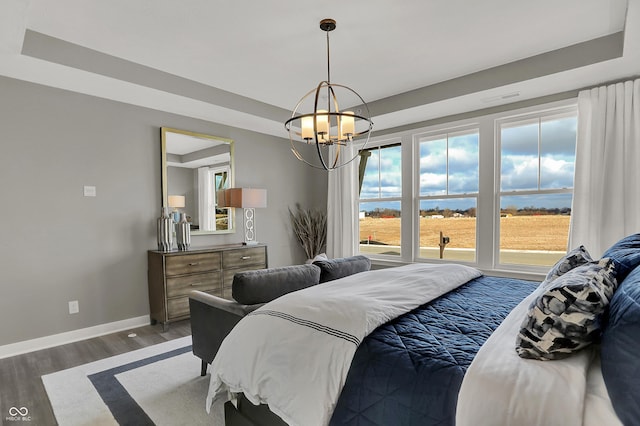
[288, 204, 327, 261]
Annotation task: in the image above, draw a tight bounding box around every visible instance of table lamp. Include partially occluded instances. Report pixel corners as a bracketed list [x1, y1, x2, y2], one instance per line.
[217, 188, 267, 245]
[168, 195, 186, 223]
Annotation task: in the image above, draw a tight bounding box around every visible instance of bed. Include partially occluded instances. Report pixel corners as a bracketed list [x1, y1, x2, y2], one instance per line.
[205, 234, 640, 426]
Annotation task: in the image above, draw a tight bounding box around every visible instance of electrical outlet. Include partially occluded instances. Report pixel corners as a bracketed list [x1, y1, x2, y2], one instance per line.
[83, 186, 96, 197]
[68, 300, 79, 314]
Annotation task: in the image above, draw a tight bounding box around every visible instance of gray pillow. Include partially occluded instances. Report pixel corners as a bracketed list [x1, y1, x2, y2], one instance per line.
[540, 245, 592, 289]
[232, 264, 321, 305]
[313, 255, 371, 283]
[516, 258, 617, 360]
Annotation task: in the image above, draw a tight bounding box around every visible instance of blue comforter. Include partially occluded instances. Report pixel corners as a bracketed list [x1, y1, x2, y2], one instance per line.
[330, 275, 537, 426]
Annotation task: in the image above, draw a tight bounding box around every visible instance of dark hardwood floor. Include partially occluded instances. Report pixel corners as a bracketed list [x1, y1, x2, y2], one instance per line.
[0, 319, 192, 426]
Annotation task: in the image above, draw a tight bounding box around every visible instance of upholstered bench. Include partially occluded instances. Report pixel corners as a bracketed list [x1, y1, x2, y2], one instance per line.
[189, 255, 371, 375]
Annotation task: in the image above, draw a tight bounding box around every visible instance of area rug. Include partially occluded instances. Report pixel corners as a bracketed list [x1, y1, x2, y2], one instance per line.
[42, 336, 223, 425]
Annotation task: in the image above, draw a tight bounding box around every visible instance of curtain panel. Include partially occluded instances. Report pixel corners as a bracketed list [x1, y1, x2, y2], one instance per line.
[569, 78, 640, 256]
[326, 144, 359, 258]
[198, 167, 214, 231]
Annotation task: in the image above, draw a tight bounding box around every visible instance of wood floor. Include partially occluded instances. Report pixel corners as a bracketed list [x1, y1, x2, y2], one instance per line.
[0, 319, 192, 426]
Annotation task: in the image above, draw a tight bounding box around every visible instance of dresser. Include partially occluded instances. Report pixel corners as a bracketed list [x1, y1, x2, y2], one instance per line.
[147, 244, 267, 329]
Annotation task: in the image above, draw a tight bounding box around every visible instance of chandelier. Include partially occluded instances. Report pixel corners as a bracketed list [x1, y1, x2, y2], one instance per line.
[284, 19, 373, 170]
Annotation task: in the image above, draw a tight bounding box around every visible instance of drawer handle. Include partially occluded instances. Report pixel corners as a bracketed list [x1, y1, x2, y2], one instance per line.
[241, 256, 251, 260]
[188, 262, 200, 266]
[190, 283, 204, 287]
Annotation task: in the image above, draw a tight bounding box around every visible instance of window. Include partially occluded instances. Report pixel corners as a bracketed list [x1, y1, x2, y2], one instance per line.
[353, 99, 577, 274]
[212, 167, 231, 230]
[358, 143, 402, 257]
[416, 129, 479, 261]
[498, 110, 577, 266]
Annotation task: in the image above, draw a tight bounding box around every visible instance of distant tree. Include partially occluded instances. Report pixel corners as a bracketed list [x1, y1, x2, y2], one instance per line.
[504, 205, 518, 216]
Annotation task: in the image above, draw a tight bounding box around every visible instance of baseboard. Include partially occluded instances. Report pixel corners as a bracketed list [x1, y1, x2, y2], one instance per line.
[0, 315, 151, 360]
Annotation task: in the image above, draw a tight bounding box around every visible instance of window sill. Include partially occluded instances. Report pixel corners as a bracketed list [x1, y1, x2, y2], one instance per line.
[369, 259, 545, 283]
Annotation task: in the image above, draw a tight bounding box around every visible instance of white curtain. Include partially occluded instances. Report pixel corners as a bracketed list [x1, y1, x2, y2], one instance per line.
[198, 167, 214, 231]
[569, 78, 640, 256]
[326, 144, 359, 258]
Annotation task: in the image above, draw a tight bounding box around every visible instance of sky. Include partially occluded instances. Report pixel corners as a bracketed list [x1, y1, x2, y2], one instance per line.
[359, 115, 577, 212]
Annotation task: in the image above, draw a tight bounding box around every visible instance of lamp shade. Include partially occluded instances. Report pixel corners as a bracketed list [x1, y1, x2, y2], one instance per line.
[168, 195, 185, 208]
[217, 188, 267, 209]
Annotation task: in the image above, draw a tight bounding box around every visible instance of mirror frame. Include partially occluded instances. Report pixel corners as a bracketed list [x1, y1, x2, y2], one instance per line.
[161, 127, 236, 235]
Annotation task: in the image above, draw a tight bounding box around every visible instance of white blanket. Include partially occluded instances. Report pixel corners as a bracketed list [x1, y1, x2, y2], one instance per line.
[206, 263, 481, 426]
[456, 286, 622, 426]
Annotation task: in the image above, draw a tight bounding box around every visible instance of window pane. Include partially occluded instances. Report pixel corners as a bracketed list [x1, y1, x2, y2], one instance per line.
[448, 132, 479, 194]
[419, 138, 447, 196]
[360, 149, 380, 199]
[418, 198, 476, 262]
[540, 116, 577, 189]
[501, 121, 539, 191]
[379, 145, 402, 198]
[359, 201, 401, 256]
[360, 145, 401, 199]
[499, 193, 572, 266]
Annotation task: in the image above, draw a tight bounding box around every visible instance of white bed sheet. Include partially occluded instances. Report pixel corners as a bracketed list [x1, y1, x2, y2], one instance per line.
[456, 286, 622, 426]
[206, 263, 481, 426]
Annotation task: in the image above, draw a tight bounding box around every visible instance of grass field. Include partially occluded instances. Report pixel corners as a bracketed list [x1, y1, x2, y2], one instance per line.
[359, 215, 570, 251]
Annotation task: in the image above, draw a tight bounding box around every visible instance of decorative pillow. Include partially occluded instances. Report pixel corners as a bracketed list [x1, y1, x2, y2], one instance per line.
[313, 255, 371, 283]
[601, 265, 640, 425]
[602, 233, 640, 282]
[232, 264, 321, 305]
[540, 245, 593, 288]
[515, 258, 617, 360]
[312, 253, 329, 262]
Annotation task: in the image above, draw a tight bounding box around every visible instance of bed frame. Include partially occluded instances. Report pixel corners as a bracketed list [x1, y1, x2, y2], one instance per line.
[225, 395, 286, 426]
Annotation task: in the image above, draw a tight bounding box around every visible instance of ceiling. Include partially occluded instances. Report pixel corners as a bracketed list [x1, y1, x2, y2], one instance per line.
[1, 0, 638, 139]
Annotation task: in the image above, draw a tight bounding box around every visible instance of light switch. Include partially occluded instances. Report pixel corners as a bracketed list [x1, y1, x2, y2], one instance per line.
[83, 186, 96, 197]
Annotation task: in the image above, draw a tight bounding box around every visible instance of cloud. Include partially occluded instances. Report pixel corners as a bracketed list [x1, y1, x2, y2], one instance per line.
[541, 116, 577, 155]
[419, 132, 479, 195]
[501, 156, 538, 190]
[540, 156, 574, 188]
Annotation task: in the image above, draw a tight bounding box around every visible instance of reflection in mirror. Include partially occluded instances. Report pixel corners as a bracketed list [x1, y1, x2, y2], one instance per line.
[161, 128, 235, 235]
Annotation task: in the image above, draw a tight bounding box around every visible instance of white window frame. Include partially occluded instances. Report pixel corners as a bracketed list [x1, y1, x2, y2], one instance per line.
[494, 105, 578, 272]
[355, 98, 578, 277]
[413, 124, 480, 264]
[357, 138, 403, 260]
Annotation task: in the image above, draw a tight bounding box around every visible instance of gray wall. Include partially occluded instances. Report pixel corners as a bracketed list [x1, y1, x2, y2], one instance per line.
[0, 76, 327, 346]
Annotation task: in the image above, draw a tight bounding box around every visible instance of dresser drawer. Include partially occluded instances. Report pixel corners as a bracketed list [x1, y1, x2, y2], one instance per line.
[222, 247, 266, 269]
[167, 290, 219, 320]
[148, 245, 267, 328]
[166, 271, 222, 298]
[165, 252, 221, 276]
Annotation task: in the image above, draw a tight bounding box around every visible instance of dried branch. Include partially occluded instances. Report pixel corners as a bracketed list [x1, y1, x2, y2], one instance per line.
[288, 204, 327, 259]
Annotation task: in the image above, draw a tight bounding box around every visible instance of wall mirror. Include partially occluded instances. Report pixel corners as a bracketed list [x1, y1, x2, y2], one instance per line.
[161, 127, 235, 235]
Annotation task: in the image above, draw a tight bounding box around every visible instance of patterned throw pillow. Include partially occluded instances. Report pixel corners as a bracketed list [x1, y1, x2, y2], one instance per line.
[540, 245, 593, 289]
[516, 258, 617, 360]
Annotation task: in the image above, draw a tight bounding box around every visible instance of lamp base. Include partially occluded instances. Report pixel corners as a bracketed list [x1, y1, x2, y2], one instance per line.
[243, 208, 259, 246]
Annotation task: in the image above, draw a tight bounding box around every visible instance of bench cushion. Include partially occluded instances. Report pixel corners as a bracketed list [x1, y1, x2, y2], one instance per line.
[313, 255, 371, 283]
[232, 264, 321, 305]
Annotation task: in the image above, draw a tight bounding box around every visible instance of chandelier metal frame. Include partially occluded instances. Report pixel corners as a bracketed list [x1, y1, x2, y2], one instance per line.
[284, 19, 373, 170]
